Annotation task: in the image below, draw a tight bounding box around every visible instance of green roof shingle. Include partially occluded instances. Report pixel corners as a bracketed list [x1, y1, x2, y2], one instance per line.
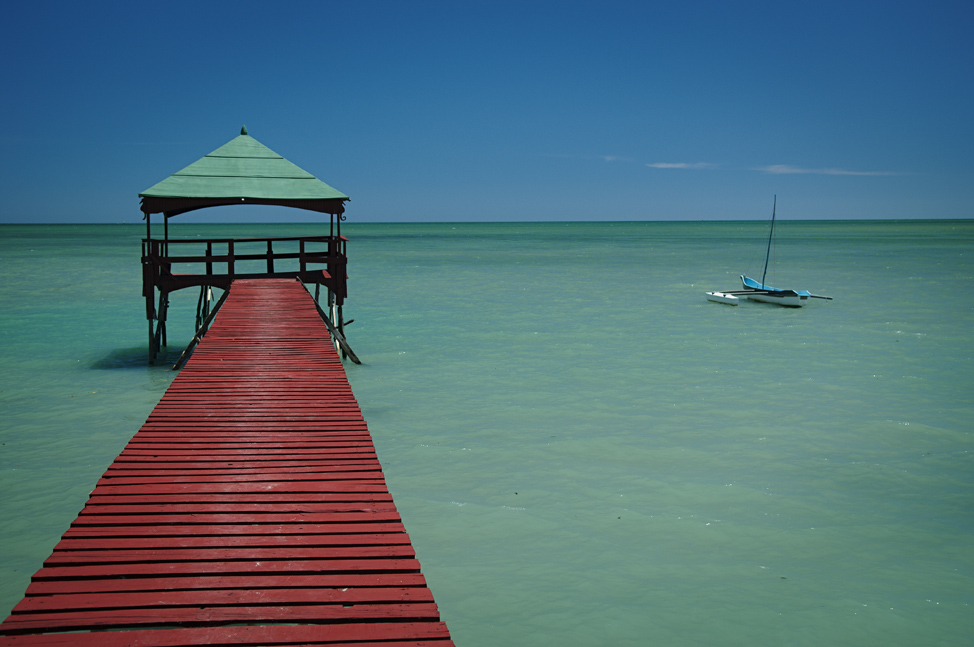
[139, 127, 348, 216]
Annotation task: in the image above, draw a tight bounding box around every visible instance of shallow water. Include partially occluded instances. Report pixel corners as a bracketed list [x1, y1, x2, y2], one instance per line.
[1, 220, 972, 645]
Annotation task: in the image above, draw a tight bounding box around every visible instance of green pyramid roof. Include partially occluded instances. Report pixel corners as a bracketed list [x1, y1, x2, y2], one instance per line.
[140, 127, 349, 217]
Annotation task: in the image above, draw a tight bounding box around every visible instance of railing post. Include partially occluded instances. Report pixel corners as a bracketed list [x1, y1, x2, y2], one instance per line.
[337, 237, 347, 305]
[327, 237, 335, 297]
[206, 242, 213, 275]
[144, 238, 156, 363]
[266, 239, 274, 273]
[228, 241, 235, 278]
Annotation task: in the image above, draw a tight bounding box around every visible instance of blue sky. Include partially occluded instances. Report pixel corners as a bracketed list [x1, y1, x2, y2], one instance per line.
[1, 0, 971, 222]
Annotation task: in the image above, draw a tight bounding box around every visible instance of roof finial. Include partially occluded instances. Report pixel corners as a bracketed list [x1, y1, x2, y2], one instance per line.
[240, 125, 248, 135]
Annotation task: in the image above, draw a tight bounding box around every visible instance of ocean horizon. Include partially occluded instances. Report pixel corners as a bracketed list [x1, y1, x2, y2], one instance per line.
[1, 219, 972, 645]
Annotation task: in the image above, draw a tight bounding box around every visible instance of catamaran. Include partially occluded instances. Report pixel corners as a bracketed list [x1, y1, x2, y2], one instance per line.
[706, 197, 832, 307]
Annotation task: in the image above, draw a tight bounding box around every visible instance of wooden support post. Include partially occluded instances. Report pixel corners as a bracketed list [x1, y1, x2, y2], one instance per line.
[338, 304, 347, 360]
[154, 291, 168, 352]
[161, 294, 168, 347]
[328, 290, 339, 354]
[202, 287, 213, 332]
[300, 281, 360, 364]
[172, 287, 230, 371]
[153, 318, 162, 360]
[266, 239, 274, 273]
[322, 301, 360, 365]
[195, 286, 204, 331]
[195, 286, 213, 332]
[148, 318, 157, 364]
[144, 238, 156, 364]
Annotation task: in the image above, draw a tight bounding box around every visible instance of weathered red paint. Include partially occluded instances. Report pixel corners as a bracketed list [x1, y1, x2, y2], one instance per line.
[0, 279, 453, 646]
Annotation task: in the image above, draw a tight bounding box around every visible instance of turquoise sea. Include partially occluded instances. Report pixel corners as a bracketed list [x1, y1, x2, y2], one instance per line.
[1, 220, 972, 645]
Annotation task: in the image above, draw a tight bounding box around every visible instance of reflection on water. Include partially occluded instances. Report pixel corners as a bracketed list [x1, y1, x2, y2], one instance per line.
[89, 346, 189, 373]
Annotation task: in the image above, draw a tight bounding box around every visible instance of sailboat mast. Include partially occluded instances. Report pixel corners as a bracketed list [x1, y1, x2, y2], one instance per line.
[760, 195, 776, 287]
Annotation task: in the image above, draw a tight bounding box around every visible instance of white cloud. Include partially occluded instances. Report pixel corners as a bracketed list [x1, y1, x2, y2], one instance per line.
[646, 162, 716, 169]
[756, 164, 900, 176]
[600, 155, 636, 163]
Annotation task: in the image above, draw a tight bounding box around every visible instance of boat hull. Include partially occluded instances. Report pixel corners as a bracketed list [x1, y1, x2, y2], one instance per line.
[740, 275, 810, 307]
[705, 291, 740, 305]
[743, 292, 808, 307]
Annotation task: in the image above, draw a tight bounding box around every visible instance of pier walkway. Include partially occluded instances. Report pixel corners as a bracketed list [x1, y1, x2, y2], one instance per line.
[0, 279, 453, 646]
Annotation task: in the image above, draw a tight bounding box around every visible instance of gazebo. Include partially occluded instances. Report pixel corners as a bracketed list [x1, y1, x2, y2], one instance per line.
[139, 127, 353, 364]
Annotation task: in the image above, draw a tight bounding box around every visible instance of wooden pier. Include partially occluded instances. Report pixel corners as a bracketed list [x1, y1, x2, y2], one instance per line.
[0, 279, 453, 646]
[137, 126, 355, 364]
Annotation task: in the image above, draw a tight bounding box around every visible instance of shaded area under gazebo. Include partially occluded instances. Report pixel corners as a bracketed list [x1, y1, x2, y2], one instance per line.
[139, 127, 355, 364]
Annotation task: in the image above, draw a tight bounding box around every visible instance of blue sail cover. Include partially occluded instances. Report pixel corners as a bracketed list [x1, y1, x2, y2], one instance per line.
[741, 275, 811, 296]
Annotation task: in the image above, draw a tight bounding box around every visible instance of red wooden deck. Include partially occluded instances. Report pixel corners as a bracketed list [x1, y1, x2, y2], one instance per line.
[0, 279, 453, 646]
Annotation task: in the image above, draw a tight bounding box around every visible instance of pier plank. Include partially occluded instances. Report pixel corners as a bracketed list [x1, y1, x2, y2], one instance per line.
[62, 522, 408, 537]
[0, 622, 453, 646]
[30, 558, 423, 581]
[26, 573, 430, 595]
[53, 533, 410, 551]
[1, 603, 443, 633]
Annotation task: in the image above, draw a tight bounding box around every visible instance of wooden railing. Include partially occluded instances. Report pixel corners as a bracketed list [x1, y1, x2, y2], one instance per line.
[142, 234, 347, 282]
[142, 234, 348, 324]
[141, 234, 351, 364]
